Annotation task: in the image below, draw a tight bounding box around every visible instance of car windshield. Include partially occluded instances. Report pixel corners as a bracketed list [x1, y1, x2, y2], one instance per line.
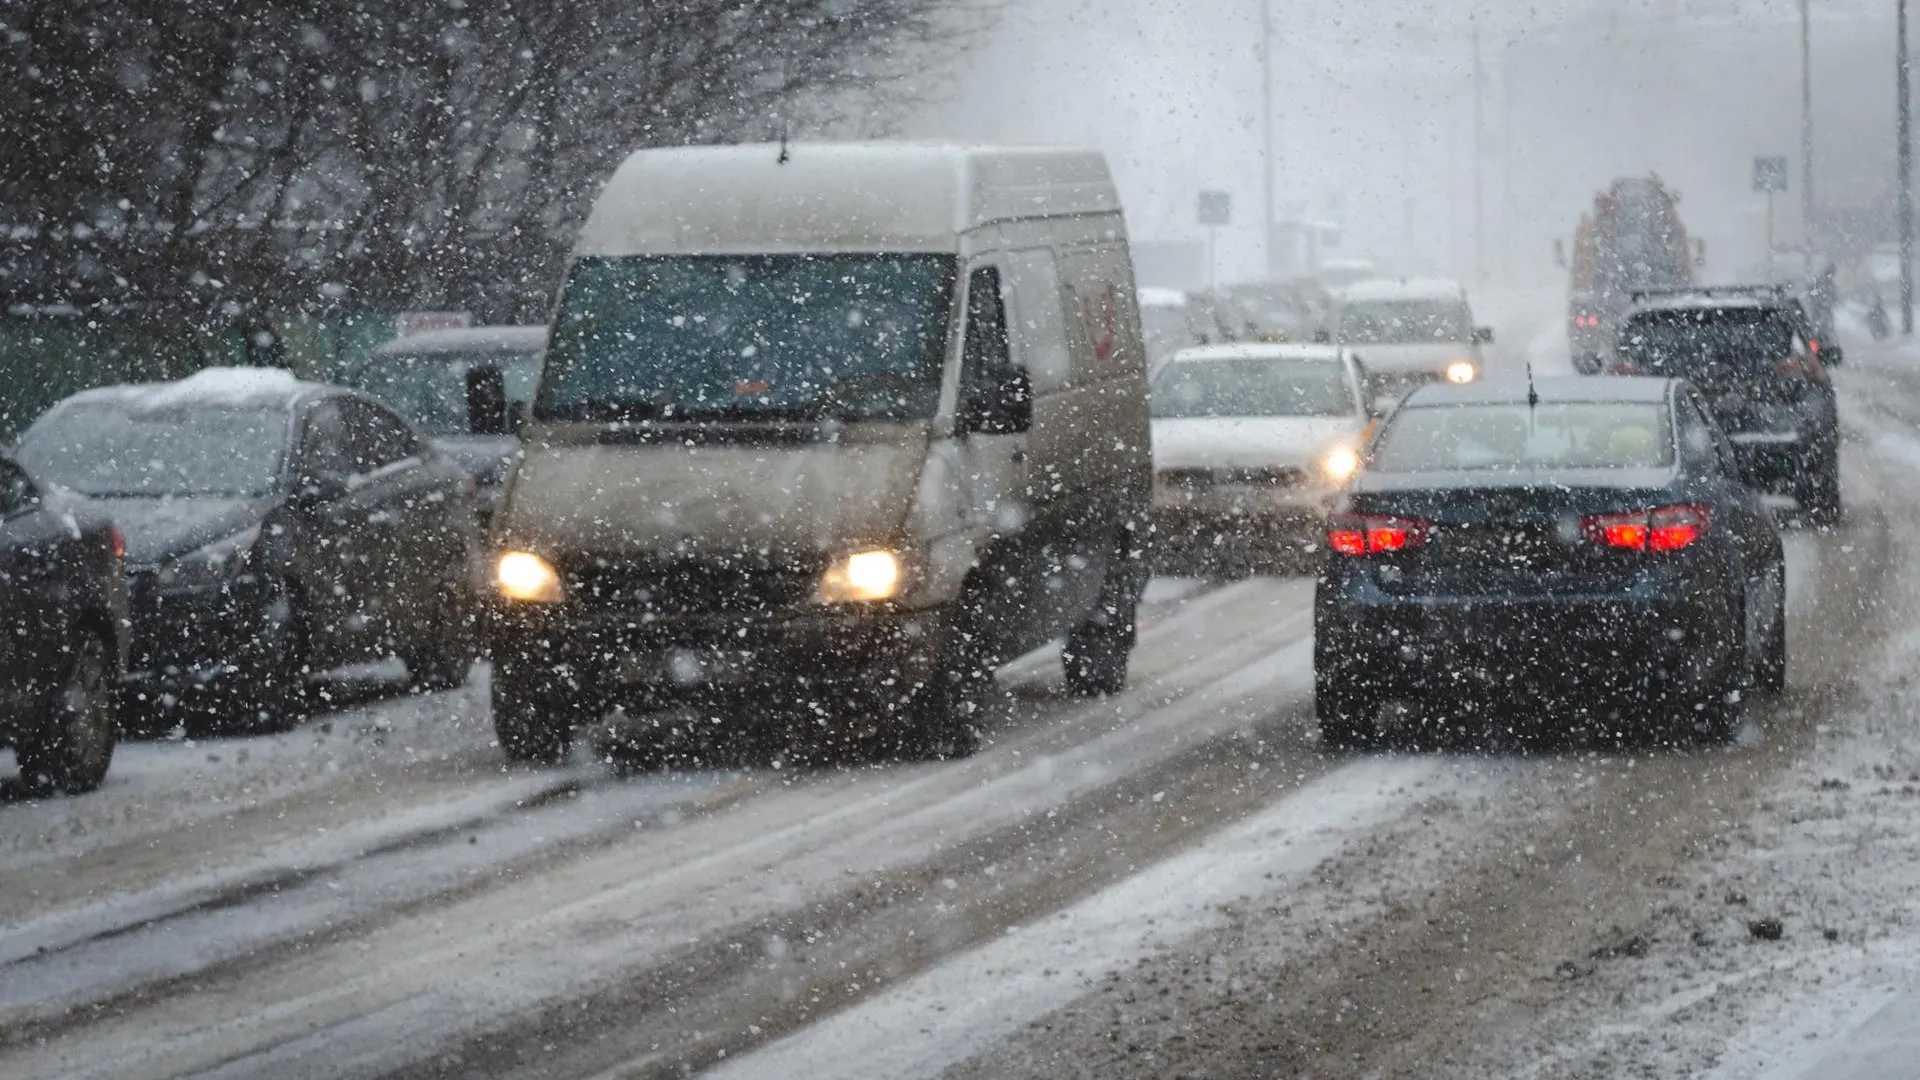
[1618, 309, 1799, 378]
[1371, 402, 1674, 472]
[17, 403, 288, 497]
[539, 254, 956, 423]
[1338, 299, 1472, 344]
[353, 350, 544, 436]
[1150, 357, 1354, 418]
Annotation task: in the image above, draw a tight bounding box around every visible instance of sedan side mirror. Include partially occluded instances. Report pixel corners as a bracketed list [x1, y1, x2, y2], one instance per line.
[1312, 328, 1332, 344]
[1819, 344, 1843, 368]
[468, 365, 511, 436]
[963, 369, 1033, 436]
[1473, 326, 1496, 345]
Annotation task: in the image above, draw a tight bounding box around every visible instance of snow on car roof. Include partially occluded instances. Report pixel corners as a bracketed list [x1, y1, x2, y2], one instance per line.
[1138, 287, 1190, 308]
[371, 325, 548, 357]
[1164, 343, 1348, 365]
[578, 142, 1119, 256]
[1336, 277, 1469, 303]
[63, 367, 316, 412]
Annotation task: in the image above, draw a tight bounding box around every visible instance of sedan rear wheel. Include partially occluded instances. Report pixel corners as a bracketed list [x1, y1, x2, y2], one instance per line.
[1754, 563, 1787, 694]
[1316, 668, 1381, 750]
[17, 634, 118, 794]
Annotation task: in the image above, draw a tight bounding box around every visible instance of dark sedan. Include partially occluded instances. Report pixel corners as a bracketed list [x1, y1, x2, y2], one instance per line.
[0, 453, 127, 793]
[15, 368, 482, 731]
[1315, 376, 1785, 748]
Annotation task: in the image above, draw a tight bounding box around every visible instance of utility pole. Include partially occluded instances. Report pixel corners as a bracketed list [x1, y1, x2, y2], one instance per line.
[1902, 0, 1914, 334]
[1472, 18, 1486, 286]
[1801, 0, 1816, 248]
[1262, 0, 1275, 280]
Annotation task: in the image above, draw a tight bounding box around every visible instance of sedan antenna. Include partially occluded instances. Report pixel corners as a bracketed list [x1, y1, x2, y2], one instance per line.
[1526, 362, 1540, 411]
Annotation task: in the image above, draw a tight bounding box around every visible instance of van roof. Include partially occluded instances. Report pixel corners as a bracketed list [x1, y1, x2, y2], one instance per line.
[1164, 343, 1349, 365]
[577, 142, 1121, 257]
[1336, 277, 1468, 303]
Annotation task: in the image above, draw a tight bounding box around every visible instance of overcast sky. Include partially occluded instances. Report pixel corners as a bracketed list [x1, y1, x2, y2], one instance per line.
[912, 0, 1904, 287]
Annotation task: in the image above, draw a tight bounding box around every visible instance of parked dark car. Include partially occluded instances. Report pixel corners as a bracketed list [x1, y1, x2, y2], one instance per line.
[1609, 287, 1841, 524]
[0, 453, 127, 792]
[351, 326, 545, 527]
[14, 368, 482, 730]
[1315, 376, 1785, 748]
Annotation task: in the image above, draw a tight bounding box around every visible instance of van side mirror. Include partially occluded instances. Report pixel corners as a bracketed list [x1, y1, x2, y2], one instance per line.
[467, 366, 510, 436]
[963, 369, 1032, 436]
[1552, 239, 1567, 268]
[1473, 326, 1496, 345]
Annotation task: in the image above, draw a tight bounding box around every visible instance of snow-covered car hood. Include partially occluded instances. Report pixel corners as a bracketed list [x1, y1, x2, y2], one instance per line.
[500, 423, 929, 556]
[1152, 416, 1365, 472]
[92, 495, 268, 566]
[1349, 342, 1479, 376]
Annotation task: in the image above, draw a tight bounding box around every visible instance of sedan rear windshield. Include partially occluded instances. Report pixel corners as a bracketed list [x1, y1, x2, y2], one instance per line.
[1371, 402, 1674, 473]
[1617, 309, 1800, 378]
[1337, 300, 1472, 345]
[18, 403, 289, 497]
[539, 254, 956, 423]
[1150, 358, 1354, 419]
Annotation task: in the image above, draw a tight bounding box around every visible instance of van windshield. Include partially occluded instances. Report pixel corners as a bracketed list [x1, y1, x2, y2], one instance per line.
[539, 254, 957, 423]
[1337, 300, 1472, 345]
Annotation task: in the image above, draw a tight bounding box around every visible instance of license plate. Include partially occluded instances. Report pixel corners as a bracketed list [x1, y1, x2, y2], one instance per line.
[619, 648, 754, 686]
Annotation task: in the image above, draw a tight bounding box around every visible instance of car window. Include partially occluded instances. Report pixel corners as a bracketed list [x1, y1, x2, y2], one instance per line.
[340, 399, 421, 473]
[0, 459, 35, 516]
[1684, 394, 1743, 477]
[1618, 308, 1798, 379]
[1372, 402, 1675, 472]
[299, 402, 357, 479]
[963, 265, 1017, 389]
[1337, 300, 1472, 344]
[1150, 357, 1355, 418]
[352, 350, 543, 436]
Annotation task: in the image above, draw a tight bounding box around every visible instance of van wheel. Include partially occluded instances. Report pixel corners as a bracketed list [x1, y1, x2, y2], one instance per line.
[493, 673, 573, 765]
[901, 610, 988, 761]
[1063, 611, 1133, 697]
[17, 633, 118, 794]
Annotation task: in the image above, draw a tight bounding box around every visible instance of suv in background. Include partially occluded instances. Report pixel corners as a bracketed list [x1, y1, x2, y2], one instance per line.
[1610, 287, 1842, 524]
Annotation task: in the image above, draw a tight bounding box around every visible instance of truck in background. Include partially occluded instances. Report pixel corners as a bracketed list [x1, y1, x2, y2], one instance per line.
[1557, 176, 1705, 373]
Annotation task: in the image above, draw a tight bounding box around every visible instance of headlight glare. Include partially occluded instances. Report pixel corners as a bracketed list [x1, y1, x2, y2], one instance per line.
[496, 551, 563, 603]
[817, 549, 905, 603]
[1445, 360, 1478, 384]
[1320, 445, 1361, 483]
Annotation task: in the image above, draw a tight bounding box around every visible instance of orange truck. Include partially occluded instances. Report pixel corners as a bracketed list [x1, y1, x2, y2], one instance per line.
[1560, 176, 1704, 372]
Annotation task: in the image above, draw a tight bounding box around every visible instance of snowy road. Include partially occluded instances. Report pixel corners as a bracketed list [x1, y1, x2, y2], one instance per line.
[4, 326, 1918, 1079]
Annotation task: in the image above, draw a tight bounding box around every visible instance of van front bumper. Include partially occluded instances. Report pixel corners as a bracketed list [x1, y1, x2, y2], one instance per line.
[491, 602, 945, 708]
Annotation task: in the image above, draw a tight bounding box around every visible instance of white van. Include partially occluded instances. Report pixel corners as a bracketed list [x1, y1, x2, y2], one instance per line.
[489, 143, 1153, 763]
[1328, 278, 1493, 396]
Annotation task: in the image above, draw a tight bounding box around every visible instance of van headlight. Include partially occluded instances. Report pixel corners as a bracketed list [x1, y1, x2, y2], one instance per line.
[1445, 360, 1478, 384]
[1319, 445, 1361, 484]
[816, 549, 905, 604]
[497, 551, 564, 604]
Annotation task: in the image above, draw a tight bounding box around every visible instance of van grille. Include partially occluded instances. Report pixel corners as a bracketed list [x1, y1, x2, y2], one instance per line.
[564, 554, 825, 617]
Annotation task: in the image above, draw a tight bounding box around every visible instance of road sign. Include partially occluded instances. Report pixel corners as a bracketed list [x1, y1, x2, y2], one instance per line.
[1753, 156, 1789, 194]
[1197, 191, 1232, 227]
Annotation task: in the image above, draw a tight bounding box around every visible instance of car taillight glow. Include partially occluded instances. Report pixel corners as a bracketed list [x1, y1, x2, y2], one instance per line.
[108, 525, 126, 560]
[1582, 504, 1708, 552]
[1328, 512, 1430, 555]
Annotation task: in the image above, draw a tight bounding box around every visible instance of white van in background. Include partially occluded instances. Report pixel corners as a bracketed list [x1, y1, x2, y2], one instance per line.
[1328, 278, 1493, 398]
[489, 142, 1153, 764]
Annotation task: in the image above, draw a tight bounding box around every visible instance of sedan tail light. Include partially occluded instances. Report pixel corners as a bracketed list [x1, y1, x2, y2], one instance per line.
[108, 524, 126, 561]
[1581, 504, 1709, 552]
[1328, 512, 1431, 556]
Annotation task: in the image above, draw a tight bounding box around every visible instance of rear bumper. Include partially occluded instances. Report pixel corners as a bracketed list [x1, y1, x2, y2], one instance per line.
[1152, 487, 1334, 547]
[1315, 583, 1736, 701]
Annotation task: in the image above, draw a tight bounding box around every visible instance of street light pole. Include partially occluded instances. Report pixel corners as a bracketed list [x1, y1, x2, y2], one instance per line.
[1262, 0, 1275, 279]
[1472, 18, 1486, 286]
[1901, 0, 1914, 334]
[1801, 0, 1816, 248]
